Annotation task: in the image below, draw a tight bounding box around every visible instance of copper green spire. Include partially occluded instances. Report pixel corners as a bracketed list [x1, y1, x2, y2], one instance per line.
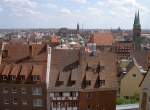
[134, 12, 137, 26]
[134, 10, 141, 27]
[133, 10, 141, 49]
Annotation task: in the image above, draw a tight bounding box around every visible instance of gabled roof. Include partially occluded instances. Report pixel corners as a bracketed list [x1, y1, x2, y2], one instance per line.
[139, 67, 150, 87]
[49, 48, 82, 91]
[2, 43, 47, 64]
[89, 32, 114, 46]
[50, 35, 60, 45]
[49, 48, 117, 91]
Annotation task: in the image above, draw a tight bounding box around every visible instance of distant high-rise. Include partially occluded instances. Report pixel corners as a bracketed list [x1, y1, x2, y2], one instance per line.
[133, 10, 141, 48]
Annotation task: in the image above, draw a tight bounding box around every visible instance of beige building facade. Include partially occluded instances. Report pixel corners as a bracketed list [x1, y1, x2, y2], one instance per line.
[120, 65, 144, 98]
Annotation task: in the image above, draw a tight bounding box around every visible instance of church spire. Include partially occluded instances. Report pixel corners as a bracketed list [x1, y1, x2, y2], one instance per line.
[137, 10, 140, 26]
[134, 10, 141, 27]
[134, 12, 137, 25]
[133, 10, 141, 49]
[77, 23, 79, 32]
[134, 12, 137, 26]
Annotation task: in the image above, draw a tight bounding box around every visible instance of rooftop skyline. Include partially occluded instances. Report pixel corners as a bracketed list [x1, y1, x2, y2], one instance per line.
[0, 0, 150, 29]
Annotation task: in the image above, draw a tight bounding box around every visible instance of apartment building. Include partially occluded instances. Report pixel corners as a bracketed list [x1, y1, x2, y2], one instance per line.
[47, 46, 117, 110]
[0, 42, 47, 110]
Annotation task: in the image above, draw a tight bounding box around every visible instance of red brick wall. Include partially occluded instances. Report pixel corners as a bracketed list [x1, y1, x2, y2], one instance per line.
[79, 90, 116, 110]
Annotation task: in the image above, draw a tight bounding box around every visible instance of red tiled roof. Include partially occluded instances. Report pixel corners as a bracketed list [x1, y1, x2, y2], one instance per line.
[0, 65, 5, 75]
[2, 65, 12, 75]
[50, 36, 60, 45]
[10, 65, 21, 76]
[0, 64, 46, 82]
[89, 32, 114, 46]
[2, 43, 47, 64]
[20, 65, 32, 79]
[32, 65, 46, 82]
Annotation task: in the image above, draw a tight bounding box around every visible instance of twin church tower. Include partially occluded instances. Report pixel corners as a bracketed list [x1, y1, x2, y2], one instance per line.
[133, 10, 141, 49]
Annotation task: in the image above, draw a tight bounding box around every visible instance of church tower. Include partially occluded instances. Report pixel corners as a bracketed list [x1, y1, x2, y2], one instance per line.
[77, 23, 80, 32]
[133, 10, 141, 48]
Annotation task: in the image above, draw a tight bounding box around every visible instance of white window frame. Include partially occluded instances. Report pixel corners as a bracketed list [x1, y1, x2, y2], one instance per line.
[32, 87, 42, 96]
[21, 87, 27, 94]
[12, 87, 17, 93]
[22, 99, 28, 105]
[13, 98, 18, 105]
[33, 99, 43, 107]
[4, 99, 9, 104]
[3, 88, 9, 94]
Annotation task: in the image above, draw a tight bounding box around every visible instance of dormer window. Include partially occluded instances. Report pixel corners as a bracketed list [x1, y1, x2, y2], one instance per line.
[11, 76, 16, 80]
[3, 75, 7, 80]
[100, 80, 105, 87]
[19, 75, 25, 81]
[32, 75, 40, 81]
[86, 80, 91, 86]
[81, 75, 91, 89]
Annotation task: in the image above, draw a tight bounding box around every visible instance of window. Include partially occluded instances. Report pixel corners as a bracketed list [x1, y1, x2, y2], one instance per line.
[3, 76, 7, 80]
[19, 75, 25, 80]
[70, 92, 76, 97]
[12, 87, 17, 93]
[59, 92, 63, 97]
[149, 97, 150, 102]
[54, 92, 63, 97]
[86, 81, 91, 86]
[54, 92, 59, 97]
[124, 96, 129, 99]
[100, 80, 105, 87]
[87, 105, 91, 110]
[10, 76, 16, 80]
[21, 87, 27, 94]
[53, 102, 58, 108]
[32, 87, 42, 96]
[22, 99, 28, 105]
[87, 93, 92, 99]
[13, 98, 17, 104]
[4, 99, 9, 104]
[3, 88, 8, 94]
[33, 99, 43, 107]
[133, 74, 136, 77]
[32, 75, 40, 81]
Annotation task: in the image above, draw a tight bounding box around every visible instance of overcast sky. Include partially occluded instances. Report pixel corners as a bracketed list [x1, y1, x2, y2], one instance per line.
[0, 0, 149, 29]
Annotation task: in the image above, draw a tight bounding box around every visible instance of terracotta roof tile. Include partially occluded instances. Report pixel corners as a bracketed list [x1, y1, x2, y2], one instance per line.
[20, 65, 32, 79]
[89, 32, 113, 46]
[2, 65, 12, 75]
[32, 65, 46, 82]
[71, 69, 79, 81]
[2, 43, 47, 64]
[10, 65, 21, 76]
[50, 36, 60, 44]
[0, 65, 5, 75]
